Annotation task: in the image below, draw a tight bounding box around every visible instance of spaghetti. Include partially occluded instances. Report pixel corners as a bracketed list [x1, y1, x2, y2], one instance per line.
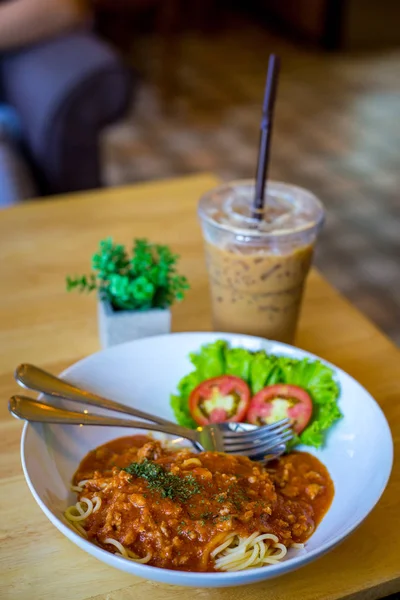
[64, 489, 151, 564]
[64, 436, 333, 572]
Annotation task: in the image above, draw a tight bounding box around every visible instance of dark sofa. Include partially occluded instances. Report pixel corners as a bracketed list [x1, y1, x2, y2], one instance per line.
[0, 29, 132, 206]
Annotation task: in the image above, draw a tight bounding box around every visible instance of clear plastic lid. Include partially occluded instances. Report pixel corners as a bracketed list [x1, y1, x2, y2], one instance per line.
[198, 180, 324, 239]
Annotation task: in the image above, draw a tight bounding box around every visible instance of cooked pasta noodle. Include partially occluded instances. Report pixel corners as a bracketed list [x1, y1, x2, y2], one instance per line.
[211, 532, 297, 571]
[92, 496, 102, 513]
[64, 492, 151, 564]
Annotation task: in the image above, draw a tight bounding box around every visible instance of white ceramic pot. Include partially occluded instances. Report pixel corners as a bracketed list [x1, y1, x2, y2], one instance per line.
[97, 298, 171, 348]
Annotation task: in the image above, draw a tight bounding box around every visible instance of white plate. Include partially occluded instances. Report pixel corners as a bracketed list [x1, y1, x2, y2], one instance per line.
[20, 332, 393, 588]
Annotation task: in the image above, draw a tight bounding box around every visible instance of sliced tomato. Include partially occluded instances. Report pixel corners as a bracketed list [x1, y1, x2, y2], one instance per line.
[247, 384, 312, 434]
[189, 376, 251, 425]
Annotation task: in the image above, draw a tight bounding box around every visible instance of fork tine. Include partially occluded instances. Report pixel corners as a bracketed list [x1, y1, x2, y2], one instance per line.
[226, 430, 293, 455]
[223, 428, 292, 448]
[243, 434, 293, 459]
[222, 426, 293, 452]
[246, 430, 293, 452]
[229, 429, 293, 452]
[223, 428, 293, 452]
[229, 435, 293, 459]
[262, 444, 288, 463]
[221, 419, 291, 439]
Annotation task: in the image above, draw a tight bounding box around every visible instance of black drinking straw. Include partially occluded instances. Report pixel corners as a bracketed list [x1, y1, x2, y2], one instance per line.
[253, 54, 281, 220]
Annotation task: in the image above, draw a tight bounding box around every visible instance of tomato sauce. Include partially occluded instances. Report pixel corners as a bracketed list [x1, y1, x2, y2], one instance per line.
[73, 436, 334, 572]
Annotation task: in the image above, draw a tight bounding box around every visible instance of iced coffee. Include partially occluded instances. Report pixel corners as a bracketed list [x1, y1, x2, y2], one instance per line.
[198, 181, 324, 344]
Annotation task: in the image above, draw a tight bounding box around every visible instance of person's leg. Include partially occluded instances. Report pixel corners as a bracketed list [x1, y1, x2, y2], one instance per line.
[0, 121, 37, 208]
[0, 104, 22, 139]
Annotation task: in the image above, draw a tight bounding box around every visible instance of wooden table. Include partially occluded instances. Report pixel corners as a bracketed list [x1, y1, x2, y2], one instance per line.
[0, 174, 399, 600]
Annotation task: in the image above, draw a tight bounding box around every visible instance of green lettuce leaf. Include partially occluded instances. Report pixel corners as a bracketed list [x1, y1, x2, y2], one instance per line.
[250, 352, 280, 393]
[170, 394, 197, 429]
[170, 371, 199, 429]
[278, 356, 341, 447]
[225, 347, 253, 380]
[189, 339, 227, 380]
[177, 372, 201, 401]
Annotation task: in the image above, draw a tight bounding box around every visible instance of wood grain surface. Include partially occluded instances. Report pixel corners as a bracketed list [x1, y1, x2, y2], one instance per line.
[0, 174, 399, 600]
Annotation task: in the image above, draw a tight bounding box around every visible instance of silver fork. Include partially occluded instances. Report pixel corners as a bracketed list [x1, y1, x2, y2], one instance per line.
[9, 395, 293, 462]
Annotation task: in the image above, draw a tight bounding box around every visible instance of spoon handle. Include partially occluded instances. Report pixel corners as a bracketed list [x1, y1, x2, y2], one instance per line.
[15, 363, 175, 427]
[9, 395, 197, 442]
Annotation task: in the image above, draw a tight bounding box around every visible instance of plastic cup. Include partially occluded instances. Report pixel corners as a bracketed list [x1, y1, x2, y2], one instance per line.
[198, 180, 324, 344]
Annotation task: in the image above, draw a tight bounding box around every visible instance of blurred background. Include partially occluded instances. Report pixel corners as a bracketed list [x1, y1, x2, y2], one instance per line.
[102, 0, 400, 346]
[1, 0, 399, 343]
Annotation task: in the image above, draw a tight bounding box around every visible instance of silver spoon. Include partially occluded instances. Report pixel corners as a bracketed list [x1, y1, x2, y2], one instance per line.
[15, 363, 175, 427]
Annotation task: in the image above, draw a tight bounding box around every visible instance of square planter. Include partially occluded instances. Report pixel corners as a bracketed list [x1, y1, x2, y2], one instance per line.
[97, 298, 171, 348]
